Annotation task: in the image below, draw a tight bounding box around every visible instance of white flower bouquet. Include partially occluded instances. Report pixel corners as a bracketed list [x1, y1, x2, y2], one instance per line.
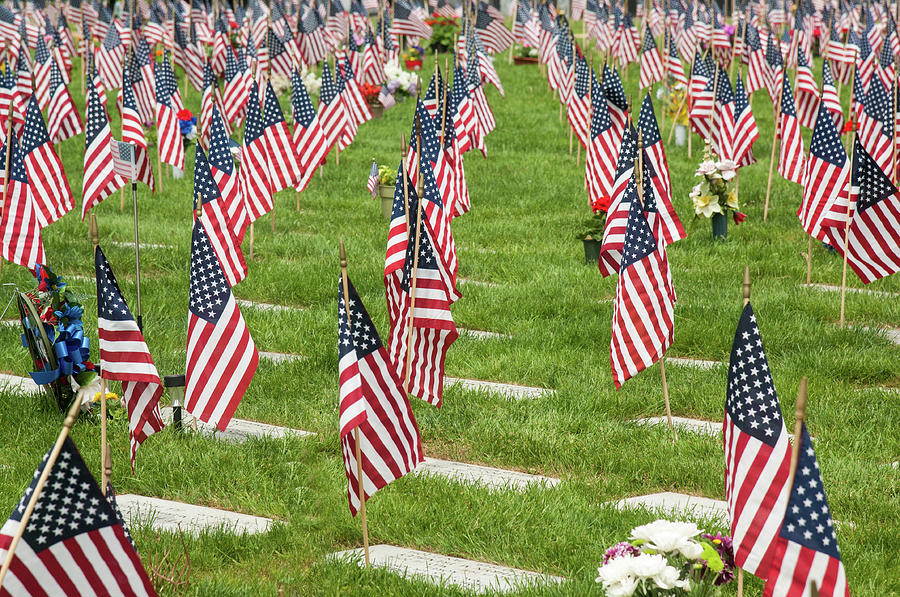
[689, 142, 744, 224]
[596, 520, 735, 596]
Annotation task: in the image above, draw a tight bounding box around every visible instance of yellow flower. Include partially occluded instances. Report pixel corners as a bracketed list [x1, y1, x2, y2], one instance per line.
[92, 392, 120, 403]
[713, 539, 722, 544]
[726, 191, 738, 209]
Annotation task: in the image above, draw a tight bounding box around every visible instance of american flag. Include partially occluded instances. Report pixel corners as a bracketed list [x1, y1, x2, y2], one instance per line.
[637, 95, 685, 246]
[586, 71, 620, 227]
[212, 17, 229, 77]
[567, 51, 591, 149]
[185, 218, 259, 432]
[338, 275, 423, 516]
[262, 81, 303, 193]
[733, 75, 759, 166]
[452, 62, 479, 156]
[338, 56, 373, 128]
[0, 437, 157, 596]
[820, 62, 844, 132]
[154, 59, 185, 172]
[793, 49, 819, 130]
[664, 30, 689, 87]
[384, 162, 412, 285]
[777, 75, 805, 185]
[827, 138, 900, 285]
[291, 69, 330, 194]
[95, 247, 166, 470]
[120, 71, 155, 191]
[609, 180, 674, 389]
[711, 69, 736, 163]
[849, 31, 873, 90]
[474, 5, 514, 54]
[0, 136, 44, 269]
[82, 84, 126, 219]
[239, 81, 274, 222]
[392, 0, 432, 39]
[513, 2, 540, 48]
[130, 37, 157, 126]
[764, 30, 784, 104]
[46, 59, 82, 142]
[32, 37, 52, 111]
[208, 105, 249, 244]
[599, 125, 638, 277]
[799, 103, 850, 247]
[423, 67, 444, 118]
[195, 145, 248, 287]
[442, 89, 470, 219]
[689, 57, 715, 142]
[299, 4, 328, 66]
[724, 302, 793, 579]
[603, 64, 629, 139]
[334, 61, 360, 151]
[109, 139, 136, 180]
[858, 76, 893, 175]
[267, 27, 293, 77]
[762, 425, 850, 597]
[467, 47, 501, 132]
[744, 23, 767, 94]
[386, 192, 459, 407]
[362, 28, 386, 87]
[21, 94, 73, 228]
[367, 160, 378, 197]
[223, 47, 251, 128]
[639, 27, 664, 90]
[98, 24, 124, 90]
[318, 63, 349, 160]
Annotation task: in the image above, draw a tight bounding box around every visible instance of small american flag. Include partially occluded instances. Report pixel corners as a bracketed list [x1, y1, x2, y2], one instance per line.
[609, 178, 674, 388]
[338, 275, 424, 516]
[599, 125, 638, 277]
[208, 105, 249, 244]
[777, 75, 805, 185]
[82, 84, 126, 219]
[0, 136, 44, 269]
[724, 302, 792, 577]
[663, 30, 688, 87]
[637, 96, 686, 247]
[820, 62, 844, 132]
[745, 23, 767, 94]
[95, 246, 165, 470]
[763, 424, 850, 596]
[586, 72, 620, 235]
[317, 63, 349, 160]
[474, 6, 514, 54]
[367, 160, 378, 197]
[185, 219, 259, 432]
[46, 60, 83, 144]
[291, 69, 330, 194]
[711, 69, 737, 163]
[223, 47, 250, 127]
[0, 437, 157, 595]
[21, 94, 73, 228]
[733, 76, 760, 166]
[98, 24, 124, 90]
[378, 83, 395, 109]
[794, 49, 819, 129]
[638, 27, 664, 90]
[154, 58, 185, 172]
[262, 81, 303, 193]
[239, 80, 275, 222]
[109, 139, 136, 181]
[392, 0, 432, 39]
[567, 51, 591, 149]
[858, 76, 893, 175]
[799, 103, 849, 247]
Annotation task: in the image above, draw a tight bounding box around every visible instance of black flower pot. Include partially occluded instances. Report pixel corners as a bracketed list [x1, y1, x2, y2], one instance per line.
[583, 237, 602, 264]
[711, 213, 728, 240]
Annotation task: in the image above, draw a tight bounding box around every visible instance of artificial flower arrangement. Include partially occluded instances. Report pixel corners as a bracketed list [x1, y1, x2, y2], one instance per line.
[689, 142, 745, 225]
[383, 59, 420, 100]
[378, 165, 397, 187]
[20, 266, 111, 414]
[402, 45, 425, 70]
[177, 109, 197, 142]
[576, 195, 611, 240]
[360, 83, 381, 104]
[515, 44, 539, 58]
[270, 72, 291, 96]
[596, 520, 735, 597]
[665, 85, 689, 127]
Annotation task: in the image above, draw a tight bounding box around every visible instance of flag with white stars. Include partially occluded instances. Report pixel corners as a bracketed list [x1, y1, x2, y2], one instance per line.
[0, 133, 45, 269]
[208, 104, 248, 243]
[799, 102, 849, 246]
[96, 246, 165, 471]
[763, 424, 850, 597]
[185, 219, 259, 432]
[609, 181, 674, 389]
[261, 80, 303, 193]
[47, 59, 83, 144]
[638, 27, 664, 90]
[82, 82, 126, 219]
[316, 62, 348, 157]
[239, 80, 274, 221]
[599, 124, 637, 277]
[338, 275, 423, 516]
[154, 54, 185, 172]
[290, 68, 329, 193]
[0, 437, 157, 595]
[777, 73, 805, 185]
[637, 94, 685, 247]
[724, 302, 793, 577]
[21, 93, 74, 228]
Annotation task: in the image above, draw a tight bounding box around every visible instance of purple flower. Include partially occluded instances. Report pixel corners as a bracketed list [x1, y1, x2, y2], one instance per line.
[602, 542, 641, 565]
[700, 532, 736, 586]
[387, 80, 401, 93]
[723, 24, 735, 36]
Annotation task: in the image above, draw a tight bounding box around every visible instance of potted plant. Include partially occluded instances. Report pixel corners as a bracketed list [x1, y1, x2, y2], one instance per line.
[514, 45, 539, 64]
[424, 14, 459, 53]
[666, 85, 689, 146]
[689, 142, 746, 240]
[378, 165, 397, 219]
[402, 45, 424, 71]
[360, 83, 383, 118]
[577, 195, 610, 264]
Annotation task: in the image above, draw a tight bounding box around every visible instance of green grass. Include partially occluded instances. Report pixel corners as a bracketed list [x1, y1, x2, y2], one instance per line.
[1, 46, 899, 596]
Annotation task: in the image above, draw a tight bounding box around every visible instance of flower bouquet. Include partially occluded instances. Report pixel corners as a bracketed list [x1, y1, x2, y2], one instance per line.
[666, 85, 689, 145]
[596, 520, 735, 596]
[18, 266, 103, 413]
[514, 44, 539, 63]
[424, 14, 458, 53]
[577, 195, 610, 264]
[402, 45, 425, 70]
[689, 142, 745, 240]
[383, 59, 420, 103]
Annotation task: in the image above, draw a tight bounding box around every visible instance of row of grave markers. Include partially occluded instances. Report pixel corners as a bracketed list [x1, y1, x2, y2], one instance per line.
[1, 269, 898, 592]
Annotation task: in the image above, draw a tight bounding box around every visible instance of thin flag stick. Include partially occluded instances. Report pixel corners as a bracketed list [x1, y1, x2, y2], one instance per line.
[838, 131, 858, 328]
[788, 377, 808, 490]
[687, 50, 697, 159]
[129, 144, 143, 331]
[763, 68, 786, 222]
[736, 265, 751, 595]
[0, 390, 83, 587]
[91, 214, 109, 494]
[637, 130, 676, 441]
[338, 239, 370, 567]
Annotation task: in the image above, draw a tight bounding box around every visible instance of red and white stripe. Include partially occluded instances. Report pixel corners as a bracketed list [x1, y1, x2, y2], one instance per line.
[156, 101, 185, 171]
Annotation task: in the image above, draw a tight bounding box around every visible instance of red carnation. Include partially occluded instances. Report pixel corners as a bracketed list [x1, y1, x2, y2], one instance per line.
[177, 108, 194, 121]
[733, 211, 747, 225]
[591, 196, 611, 214]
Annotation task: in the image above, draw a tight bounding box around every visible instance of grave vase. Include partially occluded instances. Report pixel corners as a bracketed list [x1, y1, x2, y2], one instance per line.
[711, 212, 728, 240]
[379, 185, 395, 219]
[675, 124, 687, 146]
[582, 237, 602, 264]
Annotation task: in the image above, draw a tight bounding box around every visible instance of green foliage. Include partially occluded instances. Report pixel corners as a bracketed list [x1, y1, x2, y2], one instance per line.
[424, 17, 459, 54]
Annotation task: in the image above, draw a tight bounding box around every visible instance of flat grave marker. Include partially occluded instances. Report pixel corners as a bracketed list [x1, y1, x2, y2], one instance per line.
[236, 299, 303, 313]
[444, 377, 554, 400]
[0, 373, 42, 396]
[414, 457, 560, 492]
[258, 351, 306, 364]
[160, 407, 315, 443]
[666, 357, 724, 370]
[803, 283, 899, 298]
[330, 545, 564, 593]
[609, 492, 729, 521]
[115, 494, 272, 536]
[632, 416, 719, 437]
[458, 328, 510, 341]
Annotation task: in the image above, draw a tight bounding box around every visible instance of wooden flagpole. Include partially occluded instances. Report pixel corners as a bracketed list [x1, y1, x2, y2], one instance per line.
[763, 67, 786, 222]
[838, 130, 858, 328]
[636, 130, 677, 441]
[735, 264, 751, 597]
[0, 393, 84, 587]
[90, 214, 110, 494]
[338, 239, 370, 567]
[686, 50, 697, 158]
[788, 376, 808, 491]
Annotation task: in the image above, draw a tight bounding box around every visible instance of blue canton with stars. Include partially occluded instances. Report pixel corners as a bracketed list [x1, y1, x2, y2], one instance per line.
[400, 196, 441, 293]
[852, 137, 898, 212]
[189, 219, 231, 323]
[779, 424, 842, 559]
[780, 75, 797, 117]
[95, 246, 135, 322]
[409, 99, 443, 167]
[864, 77, 892, 129]
[21, 95, 51, 154]
[262, 81, 287, 128]
[603, 64, 628, 111]
[8, 437, 120, 549]
[590, 72, 611, 139]
[193, 145, 221, 209]
[338, 276, 383, 359]
[320, 62, 338, 107]
[291, 69, 317, 129]
[208, 106, 233, 175]
[640, 151, 659, 213]
[4, 134, 28, 184]
[573, 52, 589, 99]
[641, 27, 657, 54]
[716, 69, 734, 105]
[810, 103, 846, 167]
[726, 303, 785, 446]
[620, 178, 658, 269]
[85, 84, 109, 147]
[244, 81, 266, 144]
[390, 162, 416, 221]
[614, 125, 638, 180]
[637, 95, 661, 146]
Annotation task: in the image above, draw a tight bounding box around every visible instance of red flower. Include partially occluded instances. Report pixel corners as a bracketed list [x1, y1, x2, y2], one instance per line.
[591, 196, 611, 214]
[229, 21, 238, 28]
[177, 108, 194, 121]
[841, 119, 857, 134]
[813, 27, 821, 37]
[733, 211, 747, 225]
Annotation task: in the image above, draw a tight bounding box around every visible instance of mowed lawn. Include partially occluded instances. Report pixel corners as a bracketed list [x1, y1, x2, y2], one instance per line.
[0, 44, 898, 596]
